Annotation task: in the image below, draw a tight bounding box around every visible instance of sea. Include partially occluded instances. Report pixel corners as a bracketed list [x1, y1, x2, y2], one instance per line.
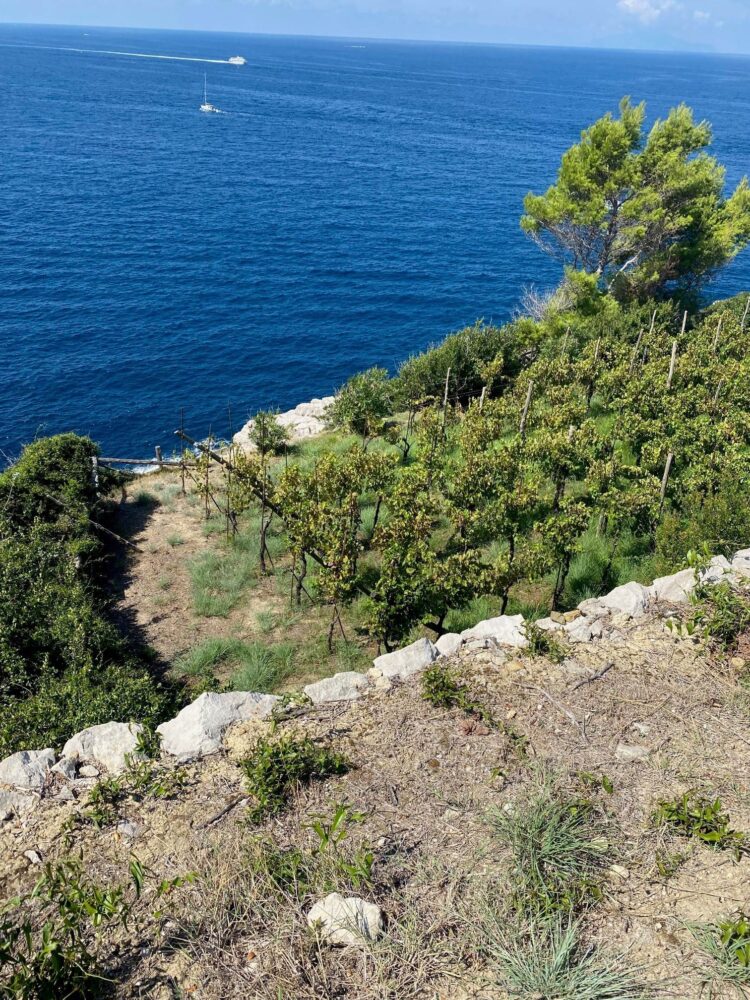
[2, 24, 750, 458]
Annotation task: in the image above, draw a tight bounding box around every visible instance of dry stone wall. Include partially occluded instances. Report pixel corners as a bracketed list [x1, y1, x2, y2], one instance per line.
[2, 548, 749, 824]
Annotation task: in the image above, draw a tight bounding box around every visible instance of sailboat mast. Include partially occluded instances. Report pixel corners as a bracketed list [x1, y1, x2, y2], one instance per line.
[203, 73, 207, 103]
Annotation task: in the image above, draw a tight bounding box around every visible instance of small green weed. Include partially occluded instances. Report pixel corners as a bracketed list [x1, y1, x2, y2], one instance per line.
[489, 778, 610, 917]
[240, 734, 351, 824]
[689, 583, 750, 648]
[422, 663, 528, 756]
[0, 857, 192, 999]
[525, 622, 567, 664]
[80, 757, 188, 829]
[655, 848, 688, 878]
[653, 791, 747, 857]
[421, 663, 495, 726]
[166, 532, 184, 547]
[691, 913, 750, 991]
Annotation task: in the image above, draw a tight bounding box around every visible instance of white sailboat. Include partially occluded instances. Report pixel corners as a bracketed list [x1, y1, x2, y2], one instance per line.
[200, 74, 221, 114]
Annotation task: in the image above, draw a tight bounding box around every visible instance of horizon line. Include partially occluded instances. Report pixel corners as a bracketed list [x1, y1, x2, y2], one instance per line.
[2, 19, 750, 60]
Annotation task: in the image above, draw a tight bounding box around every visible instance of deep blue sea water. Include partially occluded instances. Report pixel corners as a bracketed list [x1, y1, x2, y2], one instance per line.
[2, 24, 750, 457]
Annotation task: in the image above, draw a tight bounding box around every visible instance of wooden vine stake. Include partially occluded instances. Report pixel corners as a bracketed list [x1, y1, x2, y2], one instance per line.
[659, 451, 674, 517]
[628, 329, 644, 375]
[713, 315, 723, 353]
[667, 340, 678, 390]
[680, 311, 688, 336]
[179, 407, 186, 495]
[742, 294, 750, 332]
[519, 380, 534, 441]
[441, 366, 451, 432]
[479, 385, 487, 412]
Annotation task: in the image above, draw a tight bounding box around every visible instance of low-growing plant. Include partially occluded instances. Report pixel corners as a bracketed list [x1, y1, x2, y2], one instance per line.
[489, 777, 610, 917]
[0, 856, 192, 999]
[481, 916, 655, 999]
[421, 663, 496, 726]
[240, 734, 351, 824]
[79, 757, 188, 828]
[691, 912, 750, 991]
[688, 582, 750, 649]
[166, 532, 184, 548]
[653, 791, 748, 857]
[525, 622, 567, 664]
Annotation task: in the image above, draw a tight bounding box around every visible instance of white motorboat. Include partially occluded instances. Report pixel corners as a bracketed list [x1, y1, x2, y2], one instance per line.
[228, 55, 247, 65]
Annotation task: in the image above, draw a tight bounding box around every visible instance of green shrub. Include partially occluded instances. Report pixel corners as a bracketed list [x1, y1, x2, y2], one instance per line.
[327, 367, 392, 441]
[421, 663, 496, 726]
[240, 734, 351, 824]
[0, 857, 191, 999]
[0, 664, 175, 757]
[248, 410, 290, 456]
[688, 583, 750, 648]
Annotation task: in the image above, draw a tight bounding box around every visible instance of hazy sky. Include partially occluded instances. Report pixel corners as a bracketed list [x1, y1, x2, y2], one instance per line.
[1, 0, 749, 53]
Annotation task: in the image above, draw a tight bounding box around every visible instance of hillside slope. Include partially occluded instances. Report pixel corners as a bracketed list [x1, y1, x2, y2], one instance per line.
[2, 578, 750, 999]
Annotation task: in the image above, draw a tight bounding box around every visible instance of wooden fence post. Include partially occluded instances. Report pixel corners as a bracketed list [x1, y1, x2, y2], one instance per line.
[667, 340, 678, 390]
[659, 451, 674, 516]
[519, 381, 534, 441]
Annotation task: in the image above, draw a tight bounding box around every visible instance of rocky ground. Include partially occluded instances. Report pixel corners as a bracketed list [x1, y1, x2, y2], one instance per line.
[2, 569, 750, 998]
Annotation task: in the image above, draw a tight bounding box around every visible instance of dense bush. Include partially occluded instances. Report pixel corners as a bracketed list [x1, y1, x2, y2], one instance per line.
[0, 434, 176, 755]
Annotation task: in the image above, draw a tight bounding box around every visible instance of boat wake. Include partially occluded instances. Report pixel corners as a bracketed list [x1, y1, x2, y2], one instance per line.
[4, 43, 244, 65]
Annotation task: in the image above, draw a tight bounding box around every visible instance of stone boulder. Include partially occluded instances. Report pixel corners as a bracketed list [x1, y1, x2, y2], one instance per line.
[461, 614, 528, 648]
[564, 617, 594, 644]
[233, 396, 334, 451]
[373, 637, 438, 681]
[307, 893, 384, 946]
[62, 722, 144, 776]
[435, 633, 463, 657]
[304, 672, 370, 705]
[577, 598, 611, 621]
[157, 691, 279, 760]
[0, 790, 37, 822]
[732, 548, 750, 578]
[0, 749, 55, 791]
[600, 582, 650, 618]
[650, 568, 696, 604]
[700, 555, 734, 586]
[534, 617, 563, 632]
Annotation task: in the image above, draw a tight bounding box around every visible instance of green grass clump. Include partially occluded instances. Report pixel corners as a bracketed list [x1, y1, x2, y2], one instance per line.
[240, 734, 351, 824]
[691, 913, 750, 990]
[176, 637, 296, 693]
[489, 778, 610, 917]
[189, 548, 258, 617]
[482, 917, 654, 999]
[653, 791, 747, 856]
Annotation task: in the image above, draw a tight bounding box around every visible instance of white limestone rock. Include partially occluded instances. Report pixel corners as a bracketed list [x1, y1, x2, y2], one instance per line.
[564, 617, 594, 644]
[534, 617, 563, 632]
[304, 672, 370, 705]
[373, 637, 438, 680]
[233, 396, 334, 451]
[615, 743, 651, 763]
[700, 555, 735, 586]
[62, 722, 144, 776]
[0, 749, 55, 791]
[732, 549, 750, 578]
[307, 892, 384, 946]
[435, 633, 463, 657]
[651, 568, 696, 604]
[600, 582, 650, 618]
[0, 790, 37, 822]
[52, 757, 78, 781]
[157, 691, 278, 760]
[577, 598, 611, 621]
[460, 614, 528, 649]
